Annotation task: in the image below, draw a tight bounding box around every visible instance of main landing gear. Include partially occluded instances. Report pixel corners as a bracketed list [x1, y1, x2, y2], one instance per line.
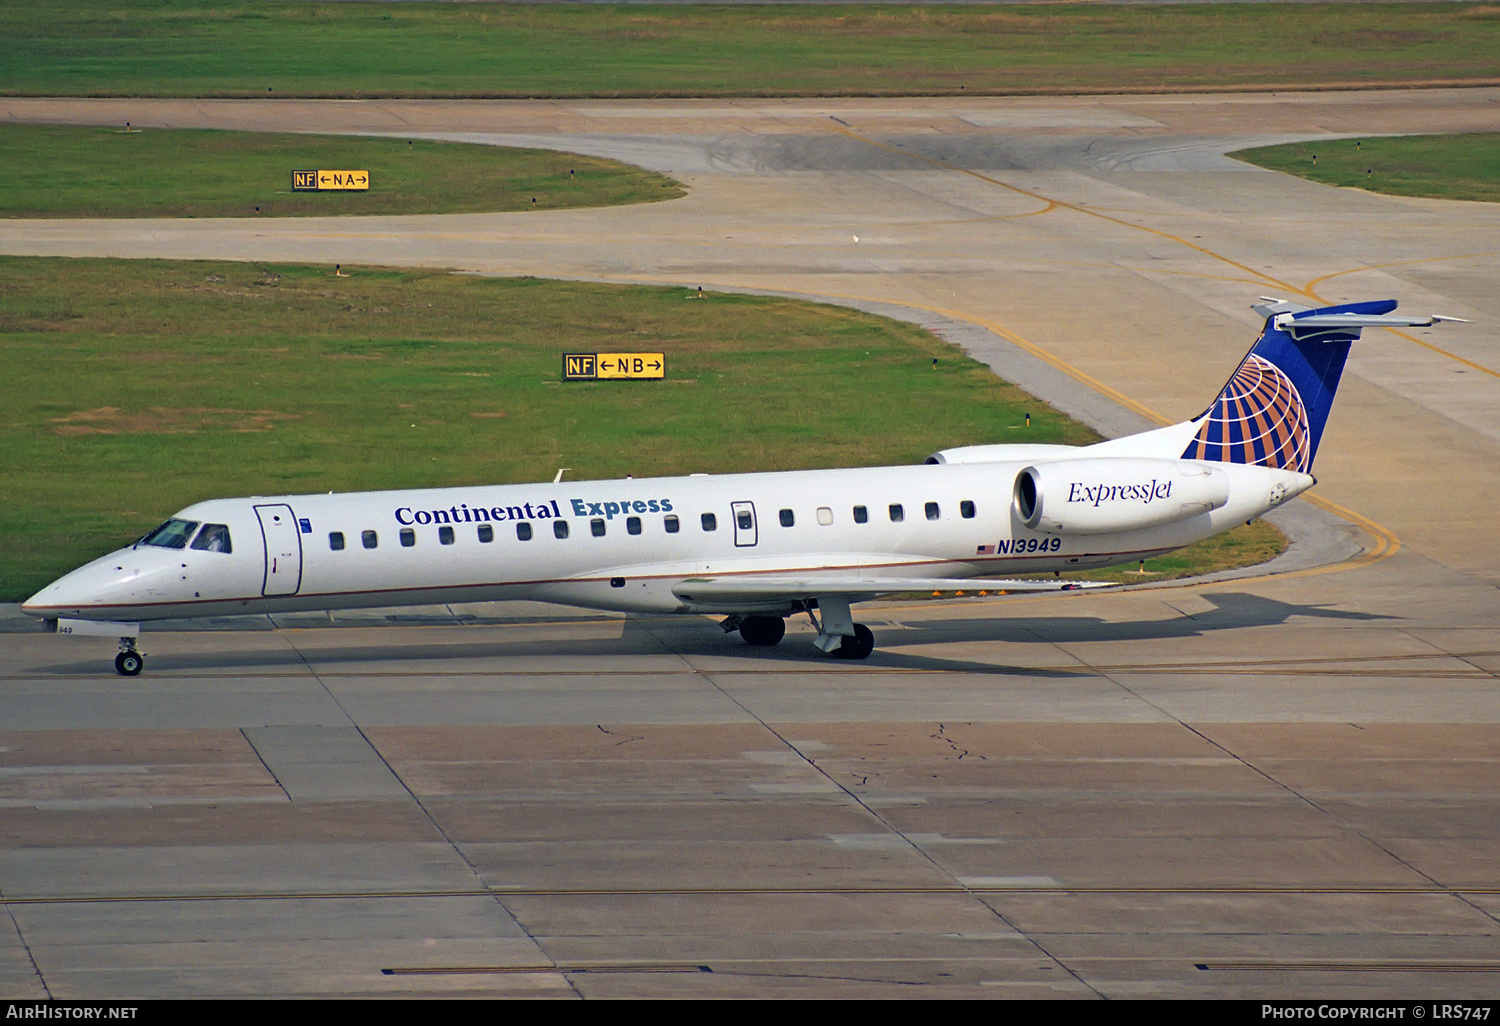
[722, 609, 876, 660]
[738, 615, 786, 647]
[114, 637, 144, 677]
[831, 623, 875, 661]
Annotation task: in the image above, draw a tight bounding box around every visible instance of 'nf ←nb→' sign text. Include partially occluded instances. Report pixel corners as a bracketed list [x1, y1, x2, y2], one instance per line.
[563, 353, 666, 381]
[292, 170, 370, 191]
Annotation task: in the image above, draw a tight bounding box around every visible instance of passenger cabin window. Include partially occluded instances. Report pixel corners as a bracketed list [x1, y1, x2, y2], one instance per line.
[925, 502, 940, 521]
[517, 522, 533, 541]
[439, 525, 455, 545]
[554, 520, 569, 539]
[961, 500, 976, 519]
[591, 518, 606, 537]
[400, 528, 415, 547]
[737, 510, 754, 531]
[190, 523, 232, 553]
[478, 524, 494, 543]
[889, 504, 904, 523]
[627, 516, 642, 536]
[141, 519, 199, 550]
[362, 530, 378, 549]
[329, 531, 345, 551]
[853, 505, 868, 524]
[702, 513, 717, 532]
[779, 509, 795, 528]
[817, 507, 833, 526]
[664, 515, 680, 534]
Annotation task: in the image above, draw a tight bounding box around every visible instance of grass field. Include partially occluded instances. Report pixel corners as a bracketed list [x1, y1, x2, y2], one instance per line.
[3, 2, 1497, 98]
[0, 257, 1280, 600]
[1076, 519, 1285, 586]
[1231, 132, 1500, 204]
[0, 126, 683, 218]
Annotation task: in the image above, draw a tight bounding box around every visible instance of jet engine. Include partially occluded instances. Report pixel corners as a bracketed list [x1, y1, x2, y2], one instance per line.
[1013, 458, 1231, 535]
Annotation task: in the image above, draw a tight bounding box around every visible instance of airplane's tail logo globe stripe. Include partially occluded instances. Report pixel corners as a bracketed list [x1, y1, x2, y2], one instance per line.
[1181, 353, 1311, 473]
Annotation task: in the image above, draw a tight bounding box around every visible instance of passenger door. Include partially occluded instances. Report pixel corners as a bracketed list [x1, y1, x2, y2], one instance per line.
[254, 504, 303, 597]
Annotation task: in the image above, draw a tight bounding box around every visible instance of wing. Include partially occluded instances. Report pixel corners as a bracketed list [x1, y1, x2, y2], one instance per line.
[671, 574, 1106, 607]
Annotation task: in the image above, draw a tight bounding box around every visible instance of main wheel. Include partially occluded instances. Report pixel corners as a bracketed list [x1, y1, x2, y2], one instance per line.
[835, 623, 875, 660]
[114, 651, 144, 677]
[739, 615, 786, 647]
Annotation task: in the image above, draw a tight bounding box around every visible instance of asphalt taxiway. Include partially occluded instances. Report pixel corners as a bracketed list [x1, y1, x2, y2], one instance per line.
[1, 90, 1497, 998]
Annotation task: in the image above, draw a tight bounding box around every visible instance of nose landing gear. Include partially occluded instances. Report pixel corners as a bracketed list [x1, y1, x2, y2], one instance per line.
[114, 637, 144, 676]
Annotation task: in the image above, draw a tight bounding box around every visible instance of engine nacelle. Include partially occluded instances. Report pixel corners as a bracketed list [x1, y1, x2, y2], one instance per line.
[1013, 458, 1231, 535]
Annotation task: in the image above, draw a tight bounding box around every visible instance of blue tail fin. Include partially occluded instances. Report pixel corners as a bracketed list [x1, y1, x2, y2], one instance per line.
[1181, 299, 1401, 473]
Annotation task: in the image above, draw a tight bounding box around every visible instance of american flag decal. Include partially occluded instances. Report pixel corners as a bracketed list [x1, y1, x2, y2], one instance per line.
[977, 544, 995, 555]
[1182, 353, 1311, 473]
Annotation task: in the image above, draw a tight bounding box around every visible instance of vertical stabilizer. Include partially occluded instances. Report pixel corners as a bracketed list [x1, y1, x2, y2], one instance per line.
[1181, 299, 1421, 473]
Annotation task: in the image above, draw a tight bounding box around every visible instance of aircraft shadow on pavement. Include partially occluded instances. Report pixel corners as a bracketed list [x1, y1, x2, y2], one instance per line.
[33, 592, 1392, 678]
[634, 591, 1395, 675]
[886, 591, 1392, 646]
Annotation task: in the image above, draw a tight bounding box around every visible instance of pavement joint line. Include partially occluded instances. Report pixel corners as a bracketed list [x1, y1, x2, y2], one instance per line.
[384, 957, 1204, 975]
[1198, 962, 1500, 973]
[384, 963, 712, 976]
[392, 959, 1500, 971]
[238, 726, 292, 804]
[1073, 645, 1500, 672]
[0, 893, 49, 999]
[5, 885, 1495, 906]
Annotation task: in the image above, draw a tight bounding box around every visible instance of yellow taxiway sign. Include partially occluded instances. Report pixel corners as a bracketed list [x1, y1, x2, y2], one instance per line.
[563, 353, 665, 380]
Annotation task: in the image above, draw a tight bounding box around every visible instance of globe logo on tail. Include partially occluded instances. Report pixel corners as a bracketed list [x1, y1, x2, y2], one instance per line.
[1181, 353, 1311, 473]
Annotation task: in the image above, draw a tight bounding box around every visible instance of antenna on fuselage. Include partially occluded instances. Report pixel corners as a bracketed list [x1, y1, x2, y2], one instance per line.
[553, 468, 570, 483]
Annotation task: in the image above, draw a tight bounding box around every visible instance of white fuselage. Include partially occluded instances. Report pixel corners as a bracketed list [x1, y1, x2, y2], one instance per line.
[23, 455, 1311, 624]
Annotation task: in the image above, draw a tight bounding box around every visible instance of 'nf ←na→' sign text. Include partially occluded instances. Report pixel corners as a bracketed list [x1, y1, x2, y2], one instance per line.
[292, 170, 370, 191]
[563, 353, 666, 380]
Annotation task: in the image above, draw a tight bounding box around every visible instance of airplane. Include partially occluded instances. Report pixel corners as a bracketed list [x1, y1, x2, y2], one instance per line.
[22, 298, 1462, 676]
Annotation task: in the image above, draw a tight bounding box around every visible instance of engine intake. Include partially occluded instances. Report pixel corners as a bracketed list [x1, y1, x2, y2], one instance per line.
[1014, 458, 1230, 535]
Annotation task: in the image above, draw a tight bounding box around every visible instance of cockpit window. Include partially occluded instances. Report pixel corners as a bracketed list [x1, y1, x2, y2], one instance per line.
[140, 518, 200, 550]
[190, 523, 232, 554]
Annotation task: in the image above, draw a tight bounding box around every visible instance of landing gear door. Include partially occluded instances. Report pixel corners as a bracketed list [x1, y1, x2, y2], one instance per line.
[254, 503, 303, 597]
[731, 501, 757, 548]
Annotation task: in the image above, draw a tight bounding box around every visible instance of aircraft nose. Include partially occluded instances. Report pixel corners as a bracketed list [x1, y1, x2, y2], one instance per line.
[22, 569, 92, 618]
[20, 553, 135, 619]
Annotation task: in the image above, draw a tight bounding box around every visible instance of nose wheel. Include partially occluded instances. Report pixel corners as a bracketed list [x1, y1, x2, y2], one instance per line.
[114, 638, 144, 677]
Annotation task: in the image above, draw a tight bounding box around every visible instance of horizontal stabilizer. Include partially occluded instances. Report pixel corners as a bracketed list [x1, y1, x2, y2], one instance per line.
[1272, 312, 1461, 332]
[672, 575, 1107, 605]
